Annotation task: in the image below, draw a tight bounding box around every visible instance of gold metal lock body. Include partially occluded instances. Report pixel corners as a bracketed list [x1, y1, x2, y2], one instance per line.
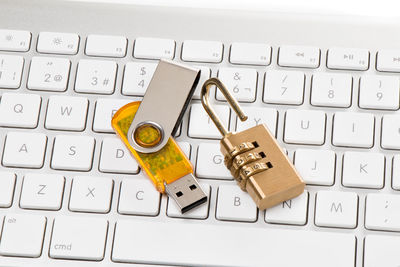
[201, 78, 305, 210]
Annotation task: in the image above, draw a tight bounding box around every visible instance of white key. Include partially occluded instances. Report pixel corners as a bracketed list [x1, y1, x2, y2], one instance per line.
[188, 103, 230, 139]
[229, 42, 271, 66]
[0, 29, 31, 52]
[294, 149, 335, 186]
[364, 235, 400, 267]
[0, 214, 46, 257]
[133, 37, 175, 59]
[278, 45, 320, 68]
[376, 50, 400, 72]
[0, 172, 15, 207]
[381, 115, 400, 150]
[0, 54, 24, 88]
[192, 66, 211, 99]
[27, 56, 70, 91]
[342, 151, 385, 189]
[393, 155, 400, 190]
[284, 109, 326, 145]
[263, 70, 305, 105]
[315, 191, 358, 228]
[311, 73, 353, 107]
[20, 173, 64, 210]
[167, 183, 211, 219]
[69, 176, 113, 213]
[37, 32, 79, 55]
[216, 184, 257, 222]
[51, 135, 95, 171]
[85, 34, 127, 57]
[75, 59, 117, 94]
[332, 112, 375, 148]
[99, 137, 139, 174]
[182, 40, 223, 63]
[112, 220, 356, 267]
[365, 193, 400, 231]
[359, 75, 400, 110]
[45, 96, 88, 131]
[118, 176, 161, 216]
[265, 191, 308, 225]
[93, 98, 132, 133]
[216, 67, 257, 102]
[327, 47, 369, 70]
[236, 107, 278, 136]
[0, 93, 41, 128]
[177, 141, 191, 159]
[49, 216, 108, 260]
[122, 62, 157, 96]
[196, 143, 233, 180]
[2, 132, 47, 168]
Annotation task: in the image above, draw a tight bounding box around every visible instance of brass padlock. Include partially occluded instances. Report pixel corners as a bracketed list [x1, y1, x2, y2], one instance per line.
[201, 78, 305, 210]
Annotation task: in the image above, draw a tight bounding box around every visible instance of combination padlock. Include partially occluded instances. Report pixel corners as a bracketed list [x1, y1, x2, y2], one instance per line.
[201, 78, 305, 210]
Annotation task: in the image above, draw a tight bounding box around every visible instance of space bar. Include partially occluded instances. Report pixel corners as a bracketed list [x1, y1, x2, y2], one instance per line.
[112, 220, 356, 267]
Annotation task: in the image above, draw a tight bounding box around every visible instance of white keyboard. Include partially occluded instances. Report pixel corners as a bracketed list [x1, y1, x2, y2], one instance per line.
[0, 1, 399, 266]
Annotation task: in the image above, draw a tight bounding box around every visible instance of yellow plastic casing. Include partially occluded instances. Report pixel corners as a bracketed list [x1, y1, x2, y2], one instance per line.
[111, 101, 193, 193]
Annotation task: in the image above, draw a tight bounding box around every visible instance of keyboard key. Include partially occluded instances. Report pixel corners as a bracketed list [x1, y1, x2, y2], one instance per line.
[265, 191, 308, 225]
[327, 47, 369, 70]
[0, 54, 24, 88]
[332, 112, 375, 148]
[49, 216, 108, 260]
[133, 37, 175, 59]
[381, 115, 400, 150]
[122, 62, 157, 96]
[0, 93, 41, 128]
[216, 67, 257, 102]
[359, 75, 400, 110]
[0, 29, 31, 52]
[177, 141, 191, 159]
[284, 109, 326, 145]
[75, 59, 117, 94]
[278, 45, 320, 68]
[393, 155, 400, 190]
[45, 96, 88, 131]
[311, 73, 352, 107]
[118, 176, 161, 216]
[236, 107, 278, 136]
[365, 193, 400, 231]
[216, 184, 257, 222]
[27, 56, 70, 91]
[37, 32, 79, 55]
[2, 132, 47, 168]
[20, 173, 65, 210]
[294, 149, 335, 186]
[0, 214, 46, 257]
[51, 135, 95, 171]
[85, 34, 127, 57]
[188, 103, 230, 139]
[342, 151, 384, 189]
[263, 70, 304, 105]
[69, 176, 113, 213]
[182, 40, 223, 63]
[0, 172, 15, 207]
[315, 191, 358, 229]
[167, 183, 210, 219]
[376, 50, 400, 72]
[192, 65, 211, 99]
[196, 143, 233, 180]
[364, 235, 400, 267]
[112, 219, 356, 266]
[99, 137, 139, 174]
[93, 98, 132, 133]
[229, 42, 271, 66]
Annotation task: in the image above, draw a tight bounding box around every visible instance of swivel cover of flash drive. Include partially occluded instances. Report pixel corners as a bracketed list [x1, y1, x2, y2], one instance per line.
[112, 60, 207, 213]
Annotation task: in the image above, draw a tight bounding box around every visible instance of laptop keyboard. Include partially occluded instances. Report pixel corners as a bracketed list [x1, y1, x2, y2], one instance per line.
[0, 25, 400, 266]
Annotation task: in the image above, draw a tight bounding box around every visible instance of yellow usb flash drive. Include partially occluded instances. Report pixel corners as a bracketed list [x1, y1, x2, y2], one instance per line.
[112, 60, 207, 213]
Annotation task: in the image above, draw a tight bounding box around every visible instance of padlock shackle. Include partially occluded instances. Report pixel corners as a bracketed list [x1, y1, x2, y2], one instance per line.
[201, 77, 248, 136]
